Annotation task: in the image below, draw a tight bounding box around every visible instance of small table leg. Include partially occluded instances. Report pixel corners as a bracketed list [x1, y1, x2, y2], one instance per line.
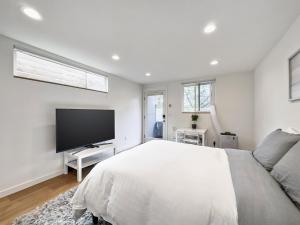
[77, 158, 82, 182]
[63, 152, 68, 175]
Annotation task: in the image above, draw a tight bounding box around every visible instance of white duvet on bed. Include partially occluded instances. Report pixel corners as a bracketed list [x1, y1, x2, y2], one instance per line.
[72, 140, 238, 225]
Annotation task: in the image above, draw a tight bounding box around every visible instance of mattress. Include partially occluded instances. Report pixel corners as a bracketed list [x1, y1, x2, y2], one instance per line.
[226, 149, 300, 225]
[72, 140, 238, 225]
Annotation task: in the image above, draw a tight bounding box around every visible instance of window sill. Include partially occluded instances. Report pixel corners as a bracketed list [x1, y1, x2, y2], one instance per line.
[181, 111, 211, 114]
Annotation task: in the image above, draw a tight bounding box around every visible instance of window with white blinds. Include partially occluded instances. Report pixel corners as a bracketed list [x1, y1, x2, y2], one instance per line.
[14, 49, 108, 93]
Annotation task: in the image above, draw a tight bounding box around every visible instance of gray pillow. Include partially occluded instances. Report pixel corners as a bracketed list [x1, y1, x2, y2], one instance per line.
[253, 129, 300, 171]
[271, 141, 300, 208]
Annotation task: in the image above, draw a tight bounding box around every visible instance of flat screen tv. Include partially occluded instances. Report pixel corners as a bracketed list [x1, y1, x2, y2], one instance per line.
[56, 109, 115, 153]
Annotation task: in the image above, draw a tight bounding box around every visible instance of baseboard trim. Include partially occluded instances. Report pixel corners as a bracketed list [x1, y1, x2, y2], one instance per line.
[0, 143, 142, 198]
[0, 170, 64, 198]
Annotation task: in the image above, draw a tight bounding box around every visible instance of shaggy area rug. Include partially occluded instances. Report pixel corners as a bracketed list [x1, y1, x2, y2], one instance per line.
[12, 187, 101, 225]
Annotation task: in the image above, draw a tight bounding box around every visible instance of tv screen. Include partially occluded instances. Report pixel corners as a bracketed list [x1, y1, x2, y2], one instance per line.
[56, 109, 115, 152]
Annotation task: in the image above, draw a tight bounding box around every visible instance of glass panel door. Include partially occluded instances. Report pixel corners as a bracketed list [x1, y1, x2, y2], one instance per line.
[144, 91, 166, 142]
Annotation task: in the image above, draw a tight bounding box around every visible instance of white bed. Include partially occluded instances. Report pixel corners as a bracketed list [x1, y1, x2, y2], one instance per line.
[71, 140, 238, 225]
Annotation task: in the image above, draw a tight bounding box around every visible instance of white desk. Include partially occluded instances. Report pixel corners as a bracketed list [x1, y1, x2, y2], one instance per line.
[63, 143, 115, 182]
[175, 128, 208, 146]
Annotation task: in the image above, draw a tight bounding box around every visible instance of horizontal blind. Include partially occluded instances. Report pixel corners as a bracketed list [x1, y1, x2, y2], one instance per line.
[182, 79, 216, 86]
[86, 72, 108, 92]
[14, 49, 108, 93]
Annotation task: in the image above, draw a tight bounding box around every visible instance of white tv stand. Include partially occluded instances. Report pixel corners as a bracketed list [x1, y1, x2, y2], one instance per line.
[63, 143, 115, 182]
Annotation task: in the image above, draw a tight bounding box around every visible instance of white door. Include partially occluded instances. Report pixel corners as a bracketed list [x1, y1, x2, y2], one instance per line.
[144, 91, 167, 142]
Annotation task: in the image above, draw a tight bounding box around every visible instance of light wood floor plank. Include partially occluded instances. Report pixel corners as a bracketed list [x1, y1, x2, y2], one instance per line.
[0, 167, 91, 225]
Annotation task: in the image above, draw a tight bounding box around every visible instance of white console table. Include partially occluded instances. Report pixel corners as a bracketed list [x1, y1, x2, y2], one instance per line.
[176, 128, 208, 146]
[63, 143, 115, 182]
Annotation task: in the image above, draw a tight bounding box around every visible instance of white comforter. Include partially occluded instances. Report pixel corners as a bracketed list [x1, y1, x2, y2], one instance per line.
[72, 140, 238, 225]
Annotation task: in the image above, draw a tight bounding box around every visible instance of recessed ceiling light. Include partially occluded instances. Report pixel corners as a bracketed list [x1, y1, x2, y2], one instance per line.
[22, 7, 42, 21]
[210, 60, 219, 66]
[145, 73, 151, 77]
[204, 22, 217, 34]
[112, 54, 120, 61]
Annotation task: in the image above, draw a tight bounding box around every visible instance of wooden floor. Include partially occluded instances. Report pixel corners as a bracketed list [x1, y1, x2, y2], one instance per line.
[0, 168, 91, 225]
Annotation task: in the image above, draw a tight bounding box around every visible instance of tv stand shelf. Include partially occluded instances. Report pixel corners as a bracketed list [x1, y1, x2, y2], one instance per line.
[64, 143, 115, 182]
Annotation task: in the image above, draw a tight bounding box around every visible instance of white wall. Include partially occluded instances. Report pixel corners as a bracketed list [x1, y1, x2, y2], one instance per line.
[254, 15, 300, 145]
[144, 72, 254, 150]
[0, 35, 143, 197]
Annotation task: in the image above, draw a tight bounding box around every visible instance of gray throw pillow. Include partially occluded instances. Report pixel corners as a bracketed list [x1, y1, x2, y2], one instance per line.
[271, 141, 300, 208]
[253, 129, 300, 171]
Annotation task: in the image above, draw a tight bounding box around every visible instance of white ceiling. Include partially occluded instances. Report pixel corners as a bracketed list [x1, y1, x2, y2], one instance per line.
[0, 1, 300, 84]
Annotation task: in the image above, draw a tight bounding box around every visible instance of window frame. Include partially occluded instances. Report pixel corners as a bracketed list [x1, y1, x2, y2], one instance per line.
[182, 80, 215, 113]
[13, 48, 109, 93]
